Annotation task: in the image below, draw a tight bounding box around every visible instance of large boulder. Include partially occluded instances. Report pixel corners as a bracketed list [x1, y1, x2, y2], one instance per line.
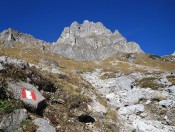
[118, 104, 144, 116]
[0, 109, 28, 132]
[7, 81, 46, 113]
[159, 100, 175, 108]
[34, 118, 56, 132]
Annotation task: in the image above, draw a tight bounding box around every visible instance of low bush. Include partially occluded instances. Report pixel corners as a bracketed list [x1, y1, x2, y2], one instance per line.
[149, 54, 162, 60]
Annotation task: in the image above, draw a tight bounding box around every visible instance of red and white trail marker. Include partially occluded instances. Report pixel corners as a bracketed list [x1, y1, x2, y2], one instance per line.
[21, 88, 36, 101]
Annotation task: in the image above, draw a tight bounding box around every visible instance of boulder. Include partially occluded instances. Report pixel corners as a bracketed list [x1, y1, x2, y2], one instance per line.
[90, 97, 107, 113]
[7, 81, 46, 113]
[159, 100, 174, 108]
[6, 57, 28, 69]
[118, 104, 144, 115]
[133, 119, 175, 132]
[0, 63, 4, 71]
[34, 118, 56, 132]
[0, 109, 28, 132]
[0, 56, 28, 69]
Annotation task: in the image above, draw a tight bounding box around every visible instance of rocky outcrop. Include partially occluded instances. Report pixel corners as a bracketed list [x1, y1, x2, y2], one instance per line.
[0, 109, 28, 132]
[0, 28, 48, 49]
[52, 20, 143, 61]
[82, 70, 175, 131]
[0, 56, 28, 69]
[172, 52, 175, 56]
[34, 118, 56, 132]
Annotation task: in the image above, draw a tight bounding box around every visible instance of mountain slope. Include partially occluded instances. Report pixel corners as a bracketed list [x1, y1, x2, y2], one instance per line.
[0, 21, 175, 132]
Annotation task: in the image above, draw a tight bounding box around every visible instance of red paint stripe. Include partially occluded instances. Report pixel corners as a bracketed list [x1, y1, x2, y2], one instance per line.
[31, 91, 36, 101]
[21, 88, 26, 98]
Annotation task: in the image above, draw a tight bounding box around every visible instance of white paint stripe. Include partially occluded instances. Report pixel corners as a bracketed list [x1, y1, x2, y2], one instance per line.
[26, 90, 33, 99]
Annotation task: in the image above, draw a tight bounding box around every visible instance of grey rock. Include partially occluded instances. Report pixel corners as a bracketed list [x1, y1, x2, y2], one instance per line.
[159, 100, 174, 108]
[172, 51, 175, 56]
[0, 63, 4, 71]
[118, 104, 144, 116]
[133, 119, 175, 132]
[7, 81, 46, 112]
[0, 56, 7, 63]
[6, 57, 28, 69]
[34, 118, 56, 132]
[52, 20, 143, 61]
[0, 109, 28, 132]
[0, 28, 49, 49]
[0, 56, 28, 69]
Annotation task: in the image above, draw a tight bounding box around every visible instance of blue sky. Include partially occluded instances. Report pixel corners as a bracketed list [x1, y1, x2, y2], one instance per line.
[0, 0, 175, 56]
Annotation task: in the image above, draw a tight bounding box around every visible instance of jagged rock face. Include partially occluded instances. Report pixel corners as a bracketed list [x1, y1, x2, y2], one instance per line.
[0, 28, 47, 49]
[52, 20, 143, 61]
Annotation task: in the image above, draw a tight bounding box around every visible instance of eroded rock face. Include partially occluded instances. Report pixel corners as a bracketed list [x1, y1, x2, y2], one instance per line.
[0, 109, 28, 132]
[52, 20, 143, 61]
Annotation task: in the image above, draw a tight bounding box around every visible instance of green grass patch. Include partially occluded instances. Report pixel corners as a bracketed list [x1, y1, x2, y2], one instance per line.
[136, 77, 160, 90]
[0, 100, 16, 114]
[167, 75, 175, 85]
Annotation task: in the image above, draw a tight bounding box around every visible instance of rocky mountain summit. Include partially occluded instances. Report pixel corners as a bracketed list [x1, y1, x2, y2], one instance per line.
[52, 20, 143, 61]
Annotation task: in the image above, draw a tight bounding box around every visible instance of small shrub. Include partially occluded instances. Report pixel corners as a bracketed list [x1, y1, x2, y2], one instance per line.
[0, 100, 15, 113]
[1, 64, 27, 81]
[21, 119, 38, 132]
[66, 94, 90, 109]
[149, 54, 162, 60]
[126, 53, 135, 59]
[100, 72, 116, 80]
[167, 75, 175, 85]
[0, 77, 9, 99]
[136, 77, 159, 90]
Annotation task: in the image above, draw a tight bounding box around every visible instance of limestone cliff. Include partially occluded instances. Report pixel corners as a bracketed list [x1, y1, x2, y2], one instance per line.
[52, 20, 143, 61]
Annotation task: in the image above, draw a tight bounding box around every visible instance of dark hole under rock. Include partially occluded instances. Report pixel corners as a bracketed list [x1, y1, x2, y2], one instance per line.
[78, 114, 95, 123]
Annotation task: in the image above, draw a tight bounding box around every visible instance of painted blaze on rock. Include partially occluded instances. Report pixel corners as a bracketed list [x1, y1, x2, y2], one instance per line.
[21, 88, 36, 101]
[8, 82, 46, 113]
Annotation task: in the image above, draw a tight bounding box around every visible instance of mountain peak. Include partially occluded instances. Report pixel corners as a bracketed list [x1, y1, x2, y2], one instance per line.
[53, 20, 143, 61]
[61, 20, 112, 39]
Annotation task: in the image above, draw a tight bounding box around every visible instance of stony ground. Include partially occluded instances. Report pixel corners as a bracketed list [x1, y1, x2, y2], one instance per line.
[0, 42, 175, 132]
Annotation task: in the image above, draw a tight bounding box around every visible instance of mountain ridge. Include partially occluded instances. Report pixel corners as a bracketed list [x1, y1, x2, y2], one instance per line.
[0, 21, 174, 62]
[0, 20, 144, 61]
